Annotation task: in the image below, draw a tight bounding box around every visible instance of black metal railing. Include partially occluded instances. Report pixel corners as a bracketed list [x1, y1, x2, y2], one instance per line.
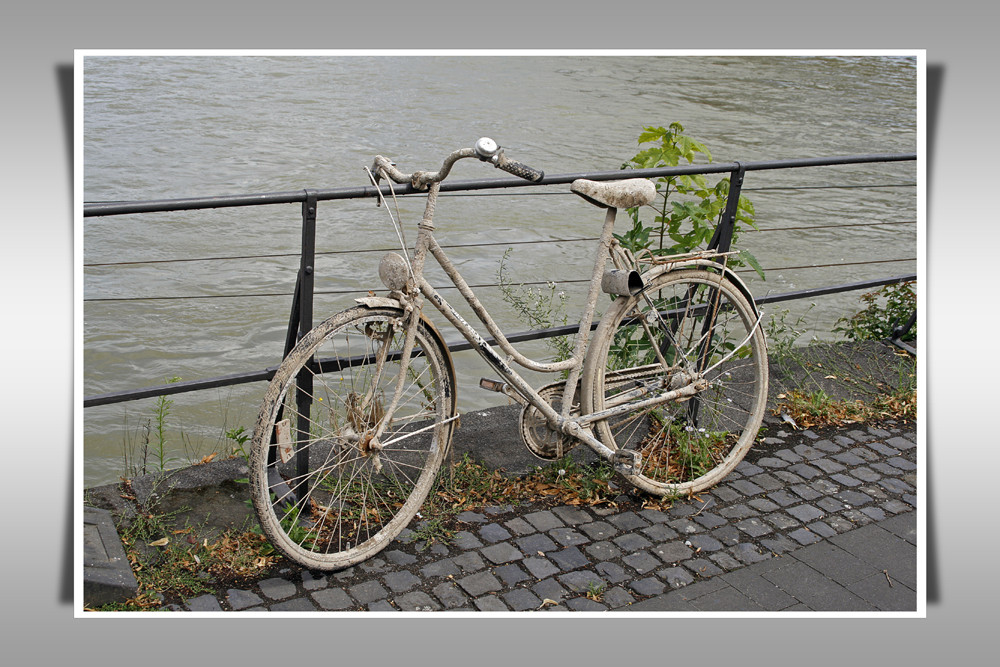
[83, 153, 917, 408]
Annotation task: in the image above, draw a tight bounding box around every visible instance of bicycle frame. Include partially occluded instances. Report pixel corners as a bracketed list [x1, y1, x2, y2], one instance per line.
[368, 180, 699, 466]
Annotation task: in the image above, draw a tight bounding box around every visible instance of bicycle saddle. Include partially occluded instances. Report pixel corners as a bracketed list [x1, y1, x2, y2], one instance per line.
[571, 178, 657, 209]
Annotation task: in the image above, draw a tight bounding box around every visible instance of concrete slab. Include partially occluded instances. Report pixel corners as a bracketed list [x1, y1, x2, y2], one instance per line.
[83, 506, 138, 607]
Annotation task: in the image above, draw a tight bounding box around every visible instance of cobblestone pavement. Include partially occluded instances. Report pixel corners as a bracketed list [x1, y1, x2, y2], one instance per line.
[168, 420, 918, 613]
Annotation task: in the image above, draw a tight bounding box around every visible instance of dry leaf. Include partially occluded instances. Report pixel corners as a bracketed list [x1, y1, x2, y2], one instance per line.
[198, 452, 218, 465]
[148, 537, 169, 547]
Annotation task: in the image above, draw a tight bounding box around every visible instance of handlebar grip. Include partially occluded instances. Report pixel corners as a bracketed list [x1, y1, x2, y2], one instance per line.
[495, 152, 545, 182]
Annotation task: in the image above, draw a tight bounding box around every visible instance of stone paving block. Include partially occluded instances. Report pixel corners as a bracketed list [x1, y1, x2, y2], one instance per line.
[451, 531, 484, 550]
[421, 558, 461, 579]
[660, 566, 695, 589]
[886, 436, 916, 451]
[837, 489, 874, 506]
[532, 577, 569, 603]
[494, 563, 530, 586]
[382, 547, 417, 566]
[259, 577, 297, 601]
[481, 541, 524, 565]
[775, 449, 804, 464]
[227, 588, 264, 610]
[457, 571, 503, 597]
[811, 458, 847, 474]
[668, 503, 698, 518]
[552, 506, 593, 525]
[350, 580, 390, 604]
[831, 473, 862, 488]
[709, 551, 743, 571]
[180, 594, 224, 613]
[767, 490, 799, 507]
[691, 585, 766, 611]
[826, 515, 858, 533]
[523, 556, 560, 580]
[452, 551, 487, 573]
[607, 511, 650, 531]
[644, 523, 680, 542]
[880, 510, 916, 544]
[748, 497, 781, 513]
[712, 486, 743, 503]
[559, 569, 605, 593]
[614, 533, 654, 552]
[548, 546, 590, 571]
[504, 517, 537, 536]
[793, 541, 878, 586]
[300, 570, 328, 591]
[793, 444, 826, 460]
[669, 518, 705, 535]
[711, 524, 742, 546]
[474, 595, 509, 611]
[790, 484, 823, 501]
[846, 429, 874, 442]
[683, 558, 724, 578]
[579, 520, 619, 541]
[861, 507, 888, 521]
[817, 496, 846, 513]
[271, 598, 317, 611]
[771, 470, 806, 485]
[311, 587, 354, 611]
[811, 438, 842, 453]
[383, 570, 421, 593]
[787, 504, 824, 523]
[457, 511, 488, 523]
[524, 510, 565, 532]
[503, 587, 543, 611]
[735, 460, 765, 476]
[731, 543, 771, 565]
[850, 467, 882, 483]
[585, 541, 622, 561]
[479, 523, 513, 543]
[788, 528, 823, 546]
[432, 581, 468, 609]
[879, 478, 915, 494]
[596, 561, 629, 583]
[638, 508, 671, 524]
[729, 479, 765, 496]
[722, 568, 799, 611]
[867, 441, 900, 456]
[736, 517, 773, 537]
[629, 577, 666, 596]
[765, 513, 800, 530]
[692, 512, 728, 530]
[688, 533, 724, 552]
[360, 557, 389, 574]
[806, 521, 838, 538]
[760, 534, 800, 554]
[623, 551, 662, 574]
[516, 532, 559, 555]
[603, 586, 636, 609]
[788, 463, 823, 480]
[395, 591, 441, 611]
[550, 527, 589, 547]
[833, 435, 856, 447]
[811, 478, 841, 495]
[833, 452, 867, 466]
[719, 504, 758, 519]
[566, 597, 607, 611]
[748, 473, 784, 492]
[757, 457, 789, 469]
[652, 540, 694, 564]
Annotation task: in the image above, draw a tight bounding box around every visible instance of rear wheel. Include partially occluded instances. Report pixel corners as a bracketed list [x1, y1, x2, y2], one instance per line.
[250, 306, 456, 570]
[584, 268, 767, 497]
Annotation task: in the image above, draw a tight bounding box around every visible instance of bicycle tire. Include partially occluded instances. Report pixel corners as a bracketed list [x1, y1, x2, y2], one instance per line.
[250, 305, 456, 570]
[583, 268, 768, 497]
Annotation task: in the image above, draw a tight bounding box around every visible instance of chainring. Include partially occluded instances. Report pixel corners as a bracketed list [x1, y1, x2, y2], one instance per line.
[519, 381, 581, 460]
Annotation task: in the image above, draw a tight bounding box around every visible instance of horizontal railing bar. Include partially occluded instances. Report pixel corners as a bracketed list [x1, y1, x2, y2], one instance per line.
[83, 153, 915, 217]
[83, 273, 916, 407]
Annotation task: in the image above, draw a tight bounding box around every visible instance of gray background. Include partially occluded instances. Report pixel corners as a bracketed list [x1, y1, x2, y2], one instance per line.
[0, 0, 988, 663]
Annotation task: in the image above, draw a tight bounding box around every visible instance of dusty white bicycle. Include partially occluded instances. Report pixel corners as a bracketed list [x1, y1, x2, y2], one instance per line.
[250, 138, 768, 570]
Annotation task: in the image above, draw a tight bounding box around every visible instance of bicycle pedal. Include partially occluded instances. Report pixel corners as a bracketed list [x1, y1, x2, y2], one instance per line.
[479, 377, 507, 392]
[612, 450, 642, 476]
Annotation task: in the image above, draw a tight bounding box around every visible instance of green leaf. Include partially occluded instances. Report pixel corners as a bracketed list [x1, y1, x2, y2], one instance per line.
[739, 249, 765, 280]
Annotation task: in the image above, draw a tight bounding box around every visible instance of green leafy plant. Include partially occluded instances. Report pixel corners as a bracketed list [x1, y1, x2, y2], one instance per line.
[497, 248, 574, 362]
[619, 123, 762, 278]
[150, 377, 181, 472]
[834, 281, 916, 343]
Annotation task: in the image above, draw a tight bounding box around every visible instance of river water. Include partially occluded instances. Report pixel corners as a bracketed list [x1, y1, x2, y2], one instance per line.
[82, 54, 918, 487]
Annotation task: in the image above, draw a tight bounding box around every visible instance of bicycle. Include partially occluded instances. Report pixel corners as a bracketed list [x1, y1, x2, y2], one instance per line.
[249, 138, 768, 570]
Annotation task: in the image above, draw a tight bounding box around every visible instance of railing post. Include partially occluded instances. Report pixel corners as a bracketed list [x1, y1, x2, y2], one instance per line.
[708, 162, 746, 254]
[293, 190, 318, 501]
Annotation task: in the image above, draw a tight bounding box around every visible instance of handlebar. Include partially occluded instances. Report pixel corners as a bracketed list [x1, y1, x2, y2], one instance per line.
[371, 137, 544, 191]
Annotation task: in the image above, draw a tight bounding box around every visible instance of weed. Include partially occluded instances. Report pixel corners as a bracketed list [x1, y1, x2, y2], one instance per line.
[834, 281, 916, 343]
[497, 248, 574, 363]
[151, 377, 181, 472]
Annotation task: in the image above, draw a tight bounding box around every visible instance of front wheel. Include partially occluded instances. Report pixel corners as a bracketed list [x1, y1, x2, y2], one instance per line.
[583, 268, 768, 497]
[249, 306, 456, 570]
